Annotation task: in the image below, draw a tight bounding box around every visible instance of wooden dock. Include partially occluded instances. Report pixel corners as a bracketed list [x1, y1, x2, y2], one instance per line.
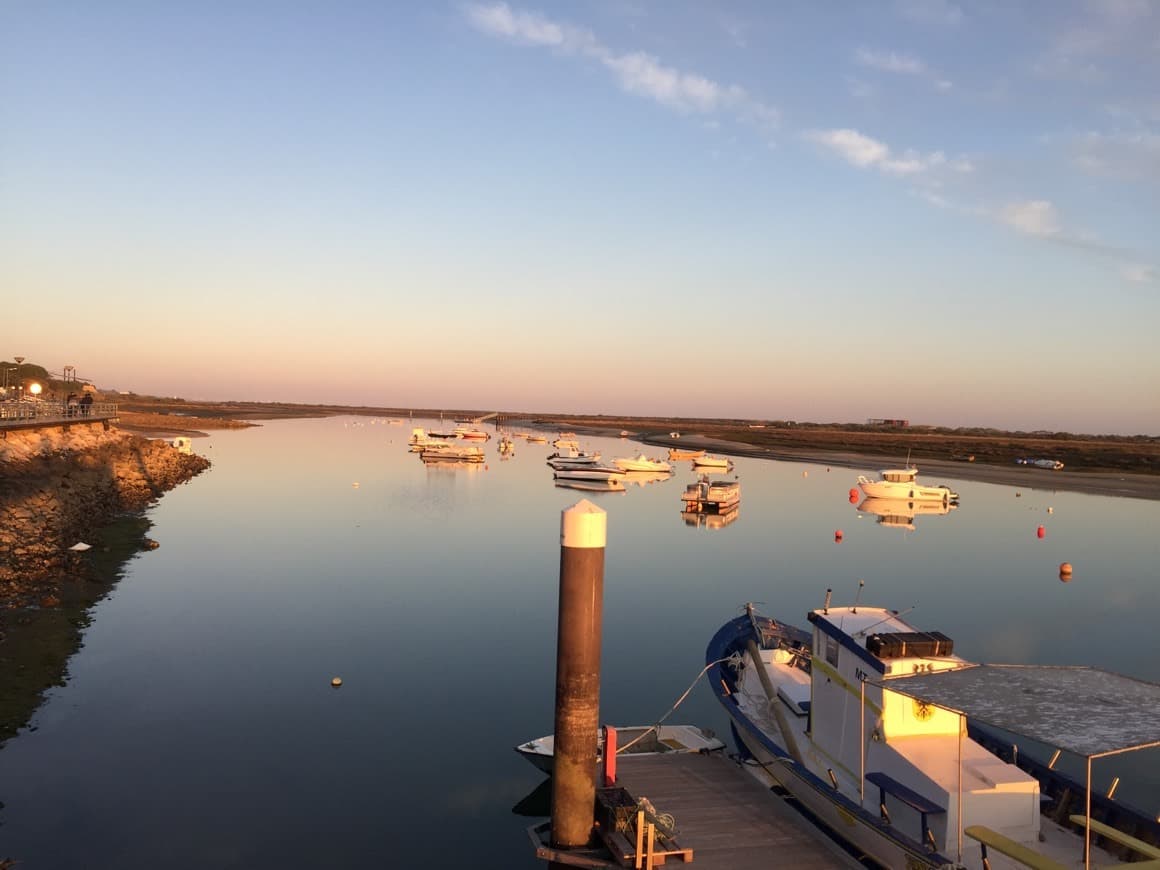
[531, 752, 863, 868]
[614, 753, 861, 868]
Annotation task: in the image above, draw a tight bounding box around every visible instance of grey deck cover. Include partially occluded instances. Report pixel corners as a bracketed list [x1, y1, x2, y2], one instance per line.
[888, 664, 1160, 758]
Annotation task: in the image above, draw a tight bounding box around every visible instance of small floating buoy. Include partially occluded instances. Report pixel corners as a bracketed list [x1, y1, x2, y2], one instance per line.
[1059, 562, 1073, 579]
[848, 488, 859, 499]
[834, 529, 843, 542]
[352, 482, 360, 488]
[848, 493, 859, 504]
[331, 677, 343, 688]
[1036, 525, 1045, 539]
[1015, 492, 1021, 498]
[802, 471, 808, 478]
[1047, 506, 1054, 514]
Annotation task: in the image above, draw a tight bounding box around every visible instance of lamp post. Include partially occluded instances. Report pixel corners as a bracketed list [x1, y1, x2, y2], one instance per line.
[13, 356, 24, 398]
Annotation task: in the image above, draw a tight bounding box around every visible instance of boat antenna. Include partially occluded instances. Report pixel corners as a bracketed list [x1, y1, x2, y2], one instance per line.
[853, 579, 865, 613]
[855, 605, 918, 637]
[823, 588, 832, 615]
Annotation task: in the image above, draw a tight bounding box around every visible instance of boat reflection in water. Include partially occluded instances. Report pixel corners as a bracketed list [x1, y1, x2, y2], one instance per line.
[421, 459, 484, 472]
[681, 506, 741, 530]
[622, 470, 675, 488]
[857, 497, 956, 531]
[554, 479, 626, 494]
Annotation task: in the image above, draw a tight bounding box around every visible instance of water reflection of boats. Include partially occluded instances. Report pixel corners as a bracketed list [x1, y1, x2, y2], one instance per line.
[681, 507, 741, 529]
[421, 459, 484, 471]
[858, 497, 956, 531]
[553, 479, 626, 493]
[622, 470, 674, 487]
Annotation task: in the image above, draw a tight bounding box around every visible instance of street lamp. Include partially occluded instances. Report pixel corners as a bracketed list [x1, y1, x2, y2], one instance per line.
[13, 356, 24, 397]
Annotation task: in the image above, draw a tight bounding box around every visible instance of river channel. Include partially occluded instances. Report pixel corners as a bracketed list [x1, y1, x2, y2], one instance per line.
[0, 416, 1157, 868]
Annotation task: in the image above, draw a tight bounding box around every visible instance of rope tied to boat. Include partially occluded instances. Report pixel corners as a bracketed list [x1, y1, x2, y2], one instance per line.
[615, 653, 744, 755]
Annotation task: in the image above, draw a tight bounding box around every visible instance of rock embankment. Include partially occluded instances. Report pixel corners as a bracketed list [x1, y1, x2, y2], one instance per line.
[0, 424, 210, 603]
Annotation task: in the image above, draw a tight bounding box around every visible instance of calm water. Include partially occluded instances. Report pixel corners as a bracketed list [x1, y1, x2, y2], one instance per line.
[1, 417, 1158, 868]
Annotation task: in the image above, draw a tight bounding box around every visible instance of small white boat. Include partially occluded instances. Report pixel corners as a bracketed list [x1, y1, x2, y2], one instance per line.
[454, 425, 490, 441]
[420, 444, 485, 463]
[515, 724, 724, 775]
[856, 467, 958, 503]
[691, 454, 731, 469]
[553, 433, 580, 450]
[408, 427, 445, 452]
[613, 454, 672, 473]
[546, 447, 601, 468]
[553, 466, 625, 482]
[527, 433, 548, 444]
[1016, 457, 1065, 470]
[668, 447, 706, 460]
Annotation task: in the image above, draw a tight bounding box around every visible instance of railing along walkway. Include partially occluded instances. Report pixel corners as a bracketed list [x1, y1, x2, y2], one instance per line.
[0, 401, 119, 430]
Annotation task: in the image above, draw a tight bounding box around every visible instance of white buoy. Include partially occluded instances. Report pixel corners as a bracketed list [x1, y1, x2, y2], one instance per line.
[331, 677, 343, 688]
[352, 482, 360, 488]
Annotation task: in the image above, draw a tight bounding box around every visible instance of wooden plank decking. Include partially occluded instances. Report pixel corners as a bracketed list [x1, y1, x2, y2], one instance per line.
[611, 753, 863, 869]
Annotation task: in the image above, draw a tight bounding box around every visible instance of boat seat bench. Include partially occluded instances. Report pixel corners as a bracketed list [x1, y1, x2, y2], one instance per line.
[964, 825, 1069, 870]
[1067, 815, 1160, 859]
[865, 771, 944, 847]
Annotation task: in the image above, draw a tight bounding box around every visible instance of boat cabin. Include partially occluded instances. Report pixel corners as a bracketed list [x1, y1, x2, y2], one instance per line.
[879, 468, 919, 484]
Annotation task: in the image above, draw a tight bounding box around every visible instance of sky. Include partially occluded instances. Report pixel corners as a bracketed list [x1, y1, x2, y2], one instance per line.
[2, 1, 1158, 434]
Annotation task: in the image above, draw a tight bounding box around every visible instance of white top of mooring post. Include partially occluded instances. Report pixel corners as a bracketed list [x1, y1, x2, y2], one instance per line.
[561, 499, 607, 549]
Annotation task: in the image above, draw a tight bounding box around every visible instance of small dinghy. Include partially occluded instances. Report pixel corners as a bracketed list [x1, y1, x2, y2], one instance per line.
[515, 724, 724, 775]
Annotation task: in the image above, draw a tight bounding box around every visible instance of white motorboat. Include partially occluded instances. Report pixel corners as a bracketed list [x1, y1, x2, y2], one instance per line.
[527, 433, 548, 444]
[707, 601, 1160, 869]
[546, 447, 601, 468]
[454, 425, 490, 441]
[613, 454, 672, 473]
[691, 454, 731, 470]
[407, 427, 445, 452]
[856, 467, 958, 503]
[553, 432, 580, 450]
[420, 444, 485, 463]
[514, 724, 724, 775]
[1016, 457, 1065, 470]
[553, 466, 625, 482]
[668, 447, 706, 460]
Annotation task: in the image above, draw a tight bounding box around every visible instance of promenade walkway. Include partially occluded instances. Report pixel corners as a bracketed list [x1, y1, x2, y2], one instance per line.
[0, 400, 119, 431]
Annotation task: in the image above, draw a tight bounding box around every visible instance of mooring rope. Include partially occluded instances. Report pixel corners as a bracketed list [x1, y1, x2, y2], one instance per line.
[615, 652, 744, 755]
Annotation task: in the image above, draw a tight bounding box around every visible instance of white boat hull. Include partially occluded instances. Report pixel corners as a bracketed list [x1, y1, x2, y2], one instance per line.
[857, 477, 956, 502]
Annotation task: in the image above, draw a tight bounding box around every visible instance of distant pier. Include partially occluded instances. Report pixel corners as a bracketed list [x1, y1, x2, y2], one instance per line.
[0, 401, 118, 433]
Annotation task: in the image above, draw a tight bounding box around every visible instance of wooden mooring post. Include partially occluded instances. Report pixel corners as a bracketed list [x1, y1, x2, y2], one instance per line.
[550, 499, 606, 861]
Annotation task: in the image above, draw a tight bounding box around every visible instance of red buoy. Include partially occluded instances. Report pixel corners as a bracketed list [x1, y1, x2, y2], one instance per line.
[1036, 525, 1046, 539]
[848, 493, 859, 504]
[834, 530, 844, 543]
[848, 488, 859, 499]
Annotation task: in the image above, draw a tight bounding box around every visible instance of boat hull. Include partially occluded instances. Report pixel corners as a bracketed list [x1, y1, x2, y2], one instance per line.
[857, 478, 956, 502]
[706, 615, 954, 870]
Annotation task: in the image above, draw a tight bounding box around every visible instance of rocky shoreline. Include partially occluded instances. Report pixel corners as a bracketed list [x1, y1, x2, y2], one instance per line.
[0, 424, 211, 607]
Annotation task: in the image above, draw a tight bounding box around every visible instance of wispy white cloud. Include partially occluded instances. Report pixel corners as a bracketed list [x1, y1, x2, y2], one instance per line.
[464, 2, 778, 126]
[1034, 0, 1158, 81]
[855, 48, 927, 75]
[854, 47, 953, 91]
[1000, 200, 1062, 237]
[804, 128, 965, 176]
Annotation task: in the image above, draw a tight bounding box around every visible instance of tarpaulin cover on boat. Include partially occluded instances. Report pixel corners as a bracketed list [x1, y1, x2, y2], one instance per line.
[887, 664, 1160, 758]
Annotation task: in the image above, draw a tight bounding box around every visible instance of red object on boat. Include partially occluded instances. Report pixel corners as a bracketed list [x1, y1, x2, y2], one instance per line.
[603, 725, 617, 786]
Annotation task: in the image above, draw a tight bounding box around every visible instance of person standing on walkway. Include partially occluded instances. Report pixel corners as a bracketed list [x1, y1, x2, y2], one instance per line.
[80, 393, 93, 416]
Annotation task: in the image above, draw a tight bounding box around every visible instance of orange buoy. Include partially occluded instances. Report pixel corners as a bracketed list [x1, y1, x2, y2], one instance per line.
[802, 471, 808, 478]
[1036, 525, 1046, 539]
[848, 493, 859, 504]
[848, 488, 858, 499]
[1059, 562, 1073, 581]
[834, 529, 844, 542]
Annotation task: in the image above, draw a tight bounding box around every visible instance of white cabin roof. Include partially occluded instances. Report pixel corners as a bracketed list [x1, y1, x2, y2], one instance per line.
[890, 664, 1160, 757]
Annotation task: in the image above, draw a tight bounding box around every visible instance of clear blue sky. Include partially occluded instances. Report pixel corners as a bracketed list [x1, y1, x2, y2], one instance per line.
[3, 1, 1157, 434]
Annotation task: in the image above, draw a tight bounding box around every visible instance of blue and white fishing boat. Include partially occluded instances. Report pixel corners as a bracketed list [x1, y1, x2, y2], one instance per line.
[707, 599, 1160, 869]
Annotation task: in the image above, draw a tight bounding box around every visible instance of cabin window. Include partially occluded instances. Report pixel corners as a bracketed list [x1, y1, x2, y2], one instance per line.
[825, 635, 839, 667]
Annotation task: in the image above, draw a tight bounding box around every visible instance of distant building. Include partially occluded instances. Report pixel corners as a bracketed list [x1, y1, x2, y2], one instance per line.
[867, 418, 910, 428]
